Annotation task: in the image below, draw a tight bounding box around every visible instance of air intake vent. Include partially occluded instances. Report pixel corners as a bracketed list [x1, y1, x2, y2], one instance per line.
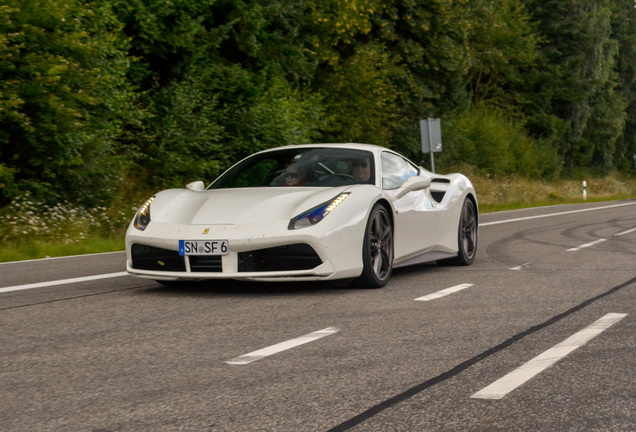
[238, 244, 322, 272]
[189, 256, 223, 272]
[131, 244, 185, 271]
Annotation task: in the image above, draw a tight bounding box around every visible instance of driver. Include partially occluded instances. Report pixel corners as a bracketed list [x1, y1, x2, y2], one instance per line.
[284, 164, 307, 186]
[352, 157, 372, 183]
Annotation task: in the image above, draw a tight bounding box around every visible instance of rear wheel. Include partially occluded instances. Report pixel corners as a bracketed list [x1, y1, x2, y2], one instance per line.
[447, 197, 477, 265]
[353, 204, 394, 288]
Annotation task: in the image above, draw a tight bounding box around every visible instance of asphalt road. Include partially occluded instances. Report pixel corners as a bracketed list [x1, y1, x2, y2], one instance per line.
[1, 200, 635, 432]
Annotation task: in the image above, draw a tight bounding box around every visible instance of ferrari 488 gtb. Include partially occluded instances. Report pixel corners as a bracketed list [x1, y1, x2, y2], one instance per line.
[126, 143, 478, 288]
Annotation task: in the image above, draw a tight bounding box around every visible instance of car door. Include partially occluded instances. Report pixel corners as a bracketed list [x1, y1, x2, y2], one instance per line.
[380, 151, 442, 260]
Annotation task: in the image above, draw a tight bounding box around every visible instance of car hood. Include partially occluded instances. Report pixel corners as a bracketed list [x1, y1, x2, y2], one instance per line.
[149, 186, 353, 225]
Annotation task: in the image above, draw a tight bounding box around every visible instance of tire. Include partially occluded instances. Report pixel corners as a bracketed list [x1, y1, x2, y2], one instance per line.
[444, 197, 478, 265]
[353, 204, 394, 288]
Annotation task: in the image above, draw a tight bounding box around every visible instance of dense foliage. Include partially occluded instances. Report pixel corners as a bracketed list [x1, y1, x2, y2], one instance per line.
[2, 0, 636, 208]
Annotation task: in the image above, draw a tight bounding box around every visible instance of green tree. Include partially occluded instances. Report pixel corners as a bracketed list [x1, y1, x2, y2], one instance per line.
[110, 0, 326, 186]
[306, 0, 475, 159]
[609, 0, 636, 170]
[320, 44, 402, 145]
[467, 0, 540, 107]
[0, 0, 137, 205]
[524, 0, 625, 170]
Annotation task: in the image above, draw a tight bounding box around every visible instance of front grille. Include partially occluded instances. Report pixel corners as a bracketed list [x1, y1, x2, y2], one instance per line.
[131, 244, 185, 272]
[189, 256, 223, 272]
[238, 244, 322, 272]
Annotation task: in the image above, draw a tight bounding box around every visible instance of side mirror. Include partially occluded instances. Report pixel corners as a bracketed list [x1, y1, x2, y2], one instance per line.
[394, 176, 431, 199]
[186, 181, 205, 191]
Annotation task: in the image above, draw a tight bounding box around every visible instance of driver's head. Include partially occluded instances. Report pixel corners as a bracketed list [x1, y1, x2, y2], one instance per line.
[352, 157, 371, 182]
[284, 164, 307, 186]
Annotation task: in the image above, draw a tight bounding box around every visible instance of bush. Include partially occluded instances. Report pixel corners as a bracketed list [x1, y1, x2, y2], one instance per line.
[440, 105, 561, 178]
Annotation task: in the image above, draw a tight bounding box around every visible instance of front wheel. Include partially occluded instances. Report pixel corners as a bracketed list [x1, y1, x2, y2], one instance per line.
[353, 204, 394, 288]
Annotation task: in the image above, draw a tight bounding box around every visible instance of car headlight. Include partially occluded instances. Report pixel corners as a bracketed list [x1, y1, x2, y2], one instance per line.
[133, 196, 155, 231]
[288, 193, 349, 230]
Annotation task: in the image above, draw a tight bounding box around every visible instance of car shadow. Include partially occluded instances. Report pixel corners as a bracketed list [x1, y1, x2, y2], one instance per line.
[138, 262, 446, 298]
[391, 261, 445, 276]
[142, 278, 354, 298]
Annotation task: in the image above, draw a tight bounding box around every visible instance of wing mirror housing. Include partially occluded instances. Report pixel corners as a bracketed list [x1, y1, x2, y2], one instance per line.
[394, 176, 432, 199]
[186, 180, 205, 191]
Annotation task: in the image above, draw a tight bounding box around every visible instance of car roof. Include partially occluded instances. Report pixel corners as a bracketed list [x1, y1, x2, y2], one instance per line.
[256, 143, 390, 155]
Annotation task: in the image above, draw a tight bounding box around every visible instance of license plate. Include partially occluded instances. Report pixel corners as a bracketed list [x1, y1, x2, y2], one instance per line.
[179, 240, 229, 256]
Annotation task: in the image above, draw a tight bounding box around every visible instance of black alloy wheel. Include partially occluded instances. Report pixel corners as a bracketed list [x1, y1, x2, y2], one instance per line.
[454, 197, 478, 265]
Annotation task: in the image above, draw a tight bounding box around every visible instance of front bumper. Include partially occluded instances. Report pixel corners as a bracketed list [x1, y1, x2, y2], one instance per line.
[125, 218, 365, 282]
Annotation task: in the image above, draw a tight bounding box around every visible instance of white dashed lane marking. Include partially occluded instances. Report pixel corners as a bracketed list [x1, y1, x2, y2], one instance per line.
[615, 227, 636, 236]
[471, 313, 628, 400]
[415, 284, 474, 302]
[566, 238, 606, 252]
[225, 327, 340, 365]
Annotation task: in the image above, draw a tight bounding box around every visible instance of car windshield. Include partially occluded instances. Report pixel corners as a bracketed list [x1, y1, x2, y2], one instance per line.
[209, 147, 375, 189]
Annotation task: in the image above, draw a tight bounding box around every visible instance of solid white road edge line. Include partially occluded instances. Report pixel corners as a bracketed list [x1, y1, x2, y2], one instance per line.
[415, 283, 474, 302]
[225, 327, 340, 365]
[0, 272, 130, 294]
[567, 238, 606, 252]
[0, 250, 125, 266]
[479, 202, 636, 227]
[471, 313, 628, 400]
[615, 227, 636, 236]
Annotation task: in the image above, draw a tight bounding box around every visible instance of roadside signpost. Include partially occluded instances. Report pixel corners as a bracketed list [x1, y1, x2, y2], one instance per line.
[420, 118, 442, 173]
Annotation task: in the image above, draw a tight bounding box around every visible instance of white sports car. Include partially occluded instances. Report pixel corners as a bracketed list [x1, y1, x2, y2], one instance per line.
[126, 143, 478, 288]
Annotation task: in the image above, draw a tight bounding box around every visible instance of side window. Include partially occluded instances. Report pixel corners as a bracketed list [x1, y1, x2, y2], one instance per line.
[381, 152, 418, 190]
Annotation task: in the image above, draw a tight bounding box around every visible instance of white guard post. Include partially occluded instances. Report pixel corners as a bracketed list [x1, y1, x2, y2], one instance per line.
[583, 180, 587, 200]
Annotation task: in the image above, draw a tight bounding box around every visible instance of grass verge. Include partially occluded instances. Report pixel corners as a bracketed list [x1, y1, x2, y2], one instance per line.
[0, 236, 125, 264]
[0, 193, 133, 263]
[467, 169, 636, 213]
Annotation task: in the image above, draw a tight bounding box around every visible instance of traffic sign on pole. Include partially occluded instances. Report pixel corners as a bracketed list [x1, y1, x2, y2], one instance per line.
[420, 118, 442, 173]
